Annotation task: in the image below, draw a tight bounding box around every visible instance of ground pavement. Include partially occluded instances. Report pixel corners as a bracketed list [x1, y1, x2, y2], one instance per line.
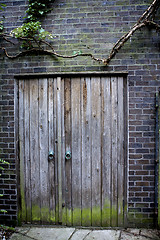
[9, 227, 160, 240]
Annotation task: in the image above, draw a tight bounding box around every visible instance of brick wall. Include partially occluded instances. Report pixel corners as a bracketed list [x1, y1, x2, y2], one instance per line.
[0, 0, 160, 227]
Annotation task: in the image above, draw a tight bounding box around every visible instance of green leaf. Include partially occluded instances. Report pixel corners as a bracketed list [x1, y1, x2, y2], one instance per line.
[1, 4, 6, 7]
[0, 210, 7, 213]
[39, 10, 44, 15]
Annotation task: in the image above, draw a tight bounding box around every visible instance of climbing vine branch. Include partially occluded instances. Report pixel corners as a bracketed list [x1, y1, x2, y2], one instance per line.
[0, 0, 160, 65]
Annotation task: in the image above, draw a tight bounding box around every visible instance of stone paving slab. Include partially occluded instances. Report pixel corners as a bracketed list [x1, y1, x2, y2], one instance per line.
[10, 227, 75, 240]
[84, 230, 120, 240]
[9, 227, 160, 240]
[70, 229, 91, 240]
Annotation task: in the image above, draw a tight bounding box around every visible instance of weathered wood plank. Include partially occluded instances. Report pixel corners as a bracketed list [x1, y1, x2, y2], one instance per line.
[57, 77, 62, 224]
[61, 78, 67, 225]
[91, 77, 101, 227]
[38, 78, 49, 223]
[101, 77, 111, 227]
[18, 80, 26, 223]
[54, 78, 59, 224]
[24, 80, 31, 223]
[29, 79, 41, 223]
[111, 77, 118, 227]
[117, 77, 124, 227]
[81, 77, 92, 226]
[48, 78, 56, 224]
[71, 77, 82, 226]
[64, 78, 72, 226]
[123, 77, 128, 228]
[18, 75, 126, 227]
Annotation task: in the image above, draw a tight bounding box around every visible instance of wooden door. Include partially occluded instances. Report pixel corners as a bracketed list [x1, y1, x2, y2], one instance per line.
[18, 75, 127, 227]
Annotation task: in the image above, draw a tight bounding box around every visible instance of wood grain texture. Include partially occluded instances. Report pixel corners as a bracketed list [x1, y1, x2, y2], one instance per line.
[61, 78, 67, 225]
[57, 77, 62, 223]
[18, 75, 127, 227]
[53, 78, 59, 224]
[19, 80, 26, 222]
[71, 78, 82, 226]
[117, 77, 124, 227]
[24, 80, 31, 223]
[111, 77, 118, 227]
[81, 77, 92, 226]
[101, 77, 111, 227]
[64, 78, 72, 226]
[48, 78, 56, 223]
[29, 79, 41, 223]
[91, 77, 101, 227]
[39, 78, 49, 223]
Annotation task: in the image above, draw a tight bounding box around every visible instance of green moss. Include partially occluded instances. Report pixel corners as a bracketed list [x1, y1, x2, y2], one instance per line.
[50, 210, 56, 223]
[66, 208, 72, 226]
[102, 200, 111, 227]
[19, 198, 125, 227]
[31, 205, 41, 222]
[82, 208, 91, 226]
[92, 206, 101, 226]
[41, 206, 50, 222]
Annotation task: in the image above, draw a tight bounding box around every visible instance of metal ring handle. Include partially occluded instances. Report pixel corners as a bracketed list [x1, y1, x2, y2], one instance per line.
[48, 150, 54, 161]
[65, 151, 71, 160]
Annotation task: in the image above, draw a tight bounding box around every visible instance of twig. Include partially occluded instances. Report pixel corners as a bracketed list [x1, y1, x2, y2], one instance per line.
[0, 0, 160, 65]
[138, 0, 159, 23]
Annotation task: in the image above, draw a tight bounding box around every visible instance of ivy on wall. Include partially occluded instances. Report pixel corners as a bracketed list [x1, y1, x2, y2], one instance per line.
[0, 0, 160, 65]
[0, 3, 6, 32]
[11, 0, 54, 49]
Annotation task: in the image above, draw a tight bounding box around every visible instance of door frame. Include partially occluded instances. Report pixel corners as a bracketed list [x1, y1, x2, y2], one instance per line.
[14, 71, 128, 227]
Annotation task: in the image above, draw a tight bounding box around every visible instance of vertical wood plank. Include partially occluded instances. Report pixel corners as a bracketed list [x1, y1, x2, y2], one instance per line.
[15, 80, 20, 224]
[48, 78, 56, 224]
[91, 77, 101, 227]
[64, 78, 72, 226]
[30, 79, 41, 223]
[57, 77, 62, 223]
[81, 77, 92, 226]
[18, 80, 26, 223]
[24, 80, 31, 223]
[123, 77, 128, 228]
[54, 78, 59, 224]
[71, 77, 82, 226]
[117, 77, 124, 227]
[111, 77, 118, 227]
[61, 78, 67, 225]
[101, 77, 111, 227]
[39, 78, 49, 223]
[17, 74, 127, 227]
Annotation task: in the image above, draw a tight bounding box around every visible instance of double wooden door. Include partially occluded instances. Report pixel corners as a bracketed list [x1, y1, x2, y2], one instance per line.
[18, 74, 127, 227]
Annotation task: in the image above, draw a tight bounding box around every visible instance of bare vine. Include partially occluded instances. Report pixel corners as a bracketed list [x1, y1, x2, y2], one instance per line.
[0, 0, 160, 65]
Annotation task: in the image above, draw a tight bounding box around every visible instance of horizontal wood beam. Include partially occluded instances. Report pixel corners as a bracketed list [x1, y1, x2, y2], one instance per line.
[14, 71, 128, 79]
